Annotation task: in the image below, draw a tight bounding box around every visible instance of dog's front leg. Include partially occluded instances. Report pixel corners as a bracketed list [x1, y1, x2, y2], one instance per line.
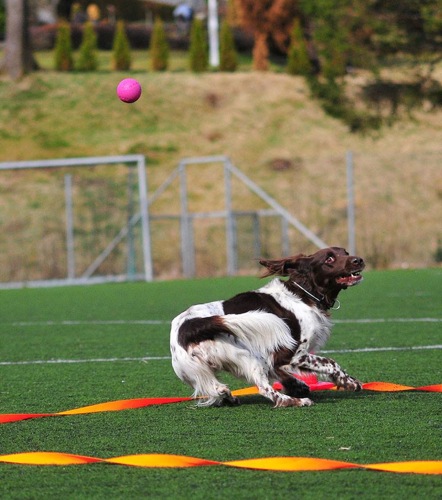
[251, 363, 313, 407]
[247, 359, 313, 407]
[293, 352, 362, 391]
[257, 382, 313, 407]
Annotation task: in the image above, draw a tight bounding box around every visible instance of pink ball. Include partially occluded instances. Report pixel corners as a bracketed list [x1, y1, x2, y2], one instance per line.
[117, 78, 142, 103]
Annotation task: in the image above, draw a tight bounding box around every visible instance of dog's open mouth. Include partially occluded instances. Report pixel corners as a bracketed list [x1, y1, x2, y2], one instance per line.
[336, 272, 363, 287]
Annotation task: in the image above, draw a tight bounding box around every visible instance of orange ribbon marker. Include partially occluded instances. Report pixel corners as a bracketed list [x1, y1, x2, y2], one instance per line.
[0, 382, 439, 425]
[0, 397, 192, 424]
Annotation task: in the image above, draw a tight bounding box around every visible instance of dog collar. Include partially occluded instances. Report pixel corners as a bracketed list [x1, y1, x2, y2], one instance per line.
[292, 281, 340, 310]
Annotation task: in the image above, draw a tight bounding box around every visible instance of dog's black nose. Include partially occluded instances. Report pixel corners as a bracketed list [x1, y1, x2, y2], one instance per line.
[351, 257, 364, 267]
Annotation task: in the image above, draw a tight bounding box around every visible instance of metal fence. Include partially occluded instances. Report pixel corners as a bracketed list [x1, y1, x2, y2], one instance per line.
[0, 155, 151, 288]
[0, 155, 327, 288]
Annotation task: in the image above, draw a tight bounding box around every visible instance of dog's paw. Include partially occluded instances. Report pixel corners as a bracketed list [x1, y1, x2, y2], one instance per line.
[274, 395, 314, 408]
[212, 394, 241, 407]
[224, 395, 241, 406]
[335, 376, 363, 392]
[298, 397, 314, 407]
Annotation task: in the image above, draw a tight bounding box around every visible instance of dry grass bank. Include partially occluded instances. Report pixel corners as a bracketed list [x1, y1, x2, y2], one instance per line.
[0, 64, 441, 279]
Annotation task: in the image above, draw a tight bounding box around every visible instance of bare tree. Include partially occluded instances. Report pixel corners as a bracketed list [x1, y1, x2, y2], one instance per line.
[1, 0, 38, 80]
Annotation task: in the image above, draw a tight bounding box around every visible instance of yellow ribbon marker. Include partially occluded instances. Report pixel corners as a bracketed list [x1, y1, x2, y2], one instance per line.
[365, 461, 442, 475]
[106, 454, 219, 468]
[0, 452, 440, 474]
[0, 452, 101, 466]
[223, 456, 358, 472]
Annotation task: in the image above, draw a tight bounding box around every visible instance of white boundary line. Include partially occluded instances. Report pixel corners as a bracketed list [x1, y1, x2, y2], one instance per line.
[0, 356, 171, 366]
[1, 345, 441, 366]
[1, 317, 440, 327]
[334, 318, 441, 324]
[321, 345, 442, 354]
[1, 317, 440, 366]
[6, 320, 168, 326]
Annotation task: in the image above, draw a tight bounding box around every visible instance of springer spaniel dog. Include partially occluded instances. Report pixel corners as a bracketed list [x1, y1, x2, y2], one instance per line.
[170, 247, 365, 408]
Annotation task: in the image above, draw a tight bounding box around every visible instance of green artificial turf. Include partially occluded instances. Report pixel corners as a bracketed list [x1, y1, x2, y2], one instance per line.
[0, 269, 441, 499]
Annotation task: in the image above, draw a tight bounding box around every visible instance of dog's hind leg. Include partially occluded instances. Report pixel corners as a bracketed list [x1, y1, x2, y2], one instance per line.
[195, 375, 240, 407]
[186, 346, 240, 407]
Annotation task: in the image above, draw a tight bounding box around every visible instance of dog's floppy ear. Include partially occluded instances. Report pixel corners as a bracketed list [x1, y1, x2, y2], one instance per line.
[285, 254, 313, 276]
[259, 254, 306, 278]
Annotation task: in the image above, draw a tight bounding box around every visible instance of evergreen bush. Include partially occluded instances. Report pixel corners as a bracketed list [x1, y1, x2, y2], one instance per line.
[54, 21, 74, 71]
[219, 20, 237, 72]
[322, 40, 347, 79]
[112, 21, 131, 71]
[307, 75, 381, 132]
[189, 18, 208, 73]
[286, 19, 311, 76]
[0, 4, 7, 40]
[150, 18, 169, 71]
[77, 22, 98, 71]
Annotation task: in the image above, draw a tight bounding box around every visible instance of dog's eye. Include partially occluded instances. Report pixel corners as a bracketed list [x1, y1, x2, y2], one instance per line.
[325, 255, 335, 264]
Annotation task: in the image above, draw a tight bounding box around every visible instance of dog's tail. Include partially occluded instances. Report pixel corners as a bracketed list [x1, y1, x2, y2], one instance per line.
[172, 310, 296, 356]
[221, 311, 296, 355]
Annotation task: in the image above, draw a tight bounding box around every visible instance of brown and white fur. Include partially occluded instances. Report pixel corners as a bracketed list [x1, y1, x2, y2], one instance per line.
[170, 247, 365, 408]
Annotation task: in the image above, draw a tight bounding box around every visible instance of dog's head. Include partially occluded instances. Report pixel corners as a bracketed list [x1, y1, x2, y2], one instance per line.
[259, 247, 365, 308]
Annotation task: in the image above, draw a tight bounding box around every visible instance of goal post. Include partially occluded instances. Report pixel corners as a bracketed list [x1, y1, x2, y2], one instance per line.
[0, 155, 153, 287]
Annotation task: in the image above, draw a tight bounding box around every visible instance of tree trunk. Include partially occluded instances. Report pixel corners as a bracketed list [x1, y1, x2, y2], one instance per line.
[2, 0, 38, 80]
[252, 31, 269, 71]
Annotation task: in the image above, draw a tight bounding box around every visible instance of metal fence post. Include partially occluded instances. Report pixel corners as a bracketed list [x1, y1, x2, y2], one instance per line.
[179, 162, 195, 277]
[281, 217, 290, 256]
[64, 174, 75, 280]
[224, 161, 236, 275]
[137, 156, 153, 281]
[127, 166, 136, 280]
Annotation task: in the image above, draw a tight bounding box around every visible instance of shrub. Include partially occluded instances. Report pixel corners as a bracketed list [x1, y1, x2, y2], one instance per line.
[77, 22, 98, 71]
[150, 18, 169, 71]
[307, 75, 381, 132]
[112, 21, 131, 71]
[189, 18, 208, 73]
[434, 241, 442, 263]
[286, 19, 311, 76]
[322, 42, 347, 80]
[219, 20, 237, 72]
[54, 21, 74, 71]
[0, 4, 6, 40]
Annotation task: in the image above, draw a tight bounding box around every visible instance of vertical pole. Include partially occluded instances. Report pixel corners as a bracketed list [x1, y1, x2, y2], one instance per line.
[179, 163, 195, 277]
[224, 161, 236, 275]
[281, 217, 290, 256]
[137, 156, 153, 281]
[253, 213, 261, 259]
[64, 174, 75, 280]
[207, 0, 219, 68]
[346, 150, 356, 255]
[179, 162, 187, 277]
[127, 166, 136, 280]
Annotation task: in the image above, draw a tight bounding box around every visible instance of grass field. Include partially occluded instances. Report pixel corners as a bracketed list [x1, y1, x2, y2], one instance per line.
[0, 268, 441, 498]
